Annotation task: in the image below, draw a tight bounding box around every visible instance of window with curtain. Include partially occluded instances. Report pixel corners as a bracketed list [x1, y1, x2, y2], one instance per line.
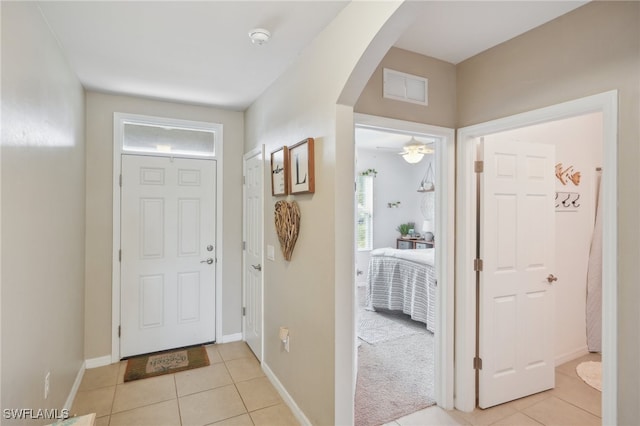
[356, 175, 374, 251]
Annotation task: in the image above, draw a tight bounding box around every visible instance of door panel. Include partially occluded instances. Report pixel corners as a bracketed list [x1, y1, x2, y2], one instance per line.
[479, 140, 555, 408]
[121, 155, 216, 357]
[243, 151, 263, 360]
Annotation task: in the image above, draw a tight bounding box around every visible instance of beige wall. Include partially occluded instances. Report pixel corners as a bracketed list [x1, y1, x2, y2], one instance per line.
[1, 1, 86, 418]
[355, 47, 457, 128]
[456, 1, 640, 422]
[244, 2, 425, 423]
[84, 92, 244, 359]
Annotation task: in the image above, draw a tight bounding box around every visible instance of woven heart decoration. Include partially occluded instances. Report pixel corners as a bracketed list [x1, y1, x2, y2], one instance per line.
[274, 200, 301, 261]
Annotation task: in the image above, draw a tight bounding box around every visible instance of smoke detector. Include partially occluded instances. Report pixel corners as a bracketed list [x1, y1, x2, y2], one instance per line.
[249, 28, 271, 45]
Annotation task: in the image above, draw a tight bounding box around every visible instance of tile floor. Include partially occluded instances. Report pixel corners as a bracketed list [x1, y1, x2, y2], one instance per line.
[70, 342, 300, 426]
[385, 352, 602, 426]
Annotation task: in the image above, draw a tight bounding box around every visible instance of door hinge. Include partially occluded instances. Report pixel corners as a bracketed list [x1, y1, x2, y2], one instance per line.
[118, 325, 121, 338]
[119, 174, 122, 187]
[243, 175, 246, 185]
[242, 241, 246, 250]
[474, 258, 483, 272]
[119, 249, 122, 262]
[242, 307, 246, 316]
[474, 356, 483, 370]
[474, 160, 484, 173]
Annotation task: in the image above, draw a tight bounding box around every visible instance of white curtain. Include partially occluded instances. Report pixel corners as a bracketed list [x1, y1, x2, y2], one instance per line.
[586, 171, 603, 353]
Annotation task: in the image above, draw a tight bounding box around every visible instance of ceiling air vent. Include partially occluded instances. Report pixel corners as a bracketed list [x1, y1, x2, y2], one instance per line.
[383, 68, 428, 106]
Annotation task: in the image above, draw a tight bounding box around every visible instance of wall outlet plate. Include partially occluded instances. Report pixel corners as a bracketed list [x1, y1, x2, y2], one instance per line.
[44, 372, 50, 399]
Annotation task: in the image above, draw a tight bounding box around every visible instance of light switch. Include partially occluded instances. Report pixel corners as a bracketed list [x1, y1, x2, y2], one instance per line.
[267, 245, 275, 261]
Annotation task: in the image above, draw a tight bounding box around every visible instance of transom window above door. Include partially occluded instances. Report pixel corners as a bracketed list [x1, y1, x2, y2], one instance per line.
[116, 113, 221, 158]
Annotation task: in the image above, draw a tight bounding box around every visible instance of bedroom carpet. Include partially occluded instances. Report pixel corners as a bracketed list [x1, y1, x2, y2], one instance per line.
[356, 287, 435, 426]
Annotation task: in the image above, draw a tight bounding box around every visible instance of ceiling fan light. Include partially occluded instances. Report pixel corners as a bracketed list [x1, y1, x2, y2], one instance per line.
[402, 151, 424, 164]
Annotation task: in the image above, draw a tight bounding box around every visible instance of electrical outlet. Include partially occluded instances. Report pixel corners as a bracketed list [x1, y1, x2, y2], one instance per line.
[284, 336, 290, 352]
[44, 372, 50, 400]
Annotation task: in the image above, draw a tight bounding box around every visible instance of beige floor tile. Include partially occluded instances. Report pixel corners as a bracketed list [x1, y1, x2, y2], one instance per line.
[455, 404, 518, 426]
[175, 363, 234, 397]
[206, 345, 224, 364]
[225, 357, 265, 383]
[249, 403, 299, 426]
[550, 370, 601, 417]
[523, 396, 600, 426]
[216, 342, 255, 361]
[70, 386, 115, 418]
[80, 364, 120, 391]
[117, 361, 127, 385]
[396, 406, 467, 426]
[109, 399, 181, 426]
[94, 415, 110, 426]
[236, 376, 282, 412]
[490, 412, 543, 426]
[556, 353, 601, 380]
[112, 375, 176, 413]
[179, 384, 247, 426]
[209, 413, 254, 426]
[503, 389, 552, 412]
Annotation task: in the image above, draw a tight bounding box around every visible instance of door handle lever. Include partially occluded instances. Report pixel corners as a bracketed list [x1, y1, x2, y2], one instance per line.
[252, 264, 262, 271]
[200, 258, 214, 265]
[546, 274, 558, 283]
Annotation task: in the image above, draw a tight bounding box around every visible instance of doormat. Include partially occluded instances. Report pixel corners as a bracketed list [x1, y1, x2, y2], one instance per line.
[124, 345, 210, 382]
[576, 361, 602, 392]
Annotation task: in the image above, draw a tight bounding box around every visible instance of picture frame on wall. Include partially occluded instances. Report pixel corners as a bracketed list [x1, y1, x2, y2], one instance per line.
[270, 146, 289, 196]
[288, 138, 315, 194]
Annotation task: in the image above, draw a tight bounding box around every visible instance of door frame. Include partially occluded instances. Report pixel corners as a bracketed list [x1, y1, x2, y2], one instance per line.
[455, 91, 618, 423]
[242, 146, 265, 361]
[111, 112, 224, 362]
[353, 113, 456, 409]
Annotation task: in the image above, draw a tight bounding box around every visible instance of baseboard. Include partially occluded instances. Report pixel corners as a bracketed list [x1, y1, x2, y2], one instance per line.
[555, 345, 589, 366]
[262, 362, 311, 426]
[220, 333, 243, 343]
[85, 355, 113, 369]
[64, 361, 85, 411]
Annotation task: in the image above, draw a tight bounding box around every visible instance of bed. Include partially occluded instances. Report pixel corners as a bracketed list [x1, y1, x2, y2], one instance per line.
[366, 247, 437, 333]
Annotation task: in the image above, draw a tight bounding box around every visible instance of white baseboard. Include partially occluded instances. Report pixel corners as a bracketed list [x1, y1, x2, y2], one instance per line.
[262, 362, 311, 426]
[555, 345, 589, 366]
[220, 333, 243, 343]
[64, 361, 86, 411]
[85, 355, 113, 369]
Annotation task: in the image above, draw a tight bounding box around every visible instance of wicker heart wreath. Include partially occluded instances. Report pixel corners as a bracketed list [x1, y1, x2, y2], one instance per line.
[274, 200, 301, 261]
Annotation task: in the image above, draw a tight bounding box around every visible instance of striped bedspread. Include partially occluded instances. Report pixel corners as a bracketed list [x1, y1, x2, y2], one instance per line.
[366, 248, 436, 333]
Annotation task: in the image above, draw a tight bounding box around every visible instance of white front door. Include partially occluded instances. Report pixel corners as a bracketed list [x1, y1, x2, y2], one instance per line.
[479, 139, 556, 408]
[120, 154, 216, 357]
[243, 151, 263, 360]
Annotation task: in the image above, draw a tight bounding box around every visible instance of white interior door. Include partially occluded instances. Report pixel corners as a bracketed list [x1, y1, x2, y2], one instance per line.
[243, 151, 263, 360]
[479, 139, 556, 408]
[120, 154, 216, 357]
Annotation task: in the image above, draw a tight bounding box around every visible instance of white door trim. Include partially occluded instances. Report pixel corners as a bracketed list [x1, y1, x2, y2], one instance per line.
[354, 113, 456, 409]
[455, 91, 618, 424]
[242, 146, 265, 361]
[111, 112, 224, 361]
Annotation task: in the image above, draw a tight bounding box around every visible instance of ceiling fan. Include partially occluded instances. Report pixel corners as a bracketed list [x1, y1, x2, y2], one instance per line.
[398, 137, 434, 163]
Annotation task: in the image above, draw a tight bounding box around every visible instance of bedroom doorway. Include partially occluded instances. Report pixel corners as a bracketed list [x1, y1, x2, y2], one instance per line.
[353, 114, 455, 424]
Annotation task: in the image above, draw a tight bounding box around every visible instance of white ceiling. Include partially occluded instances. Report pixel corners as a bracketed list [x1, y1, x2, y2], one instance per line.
[37, 1, 588, 111]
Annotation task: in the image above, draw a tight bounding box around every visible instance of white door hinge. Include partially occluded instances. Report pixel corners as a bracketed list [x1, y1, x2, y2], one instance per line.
[242, 307, 246, 316]
[119, 174, 122, 187]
